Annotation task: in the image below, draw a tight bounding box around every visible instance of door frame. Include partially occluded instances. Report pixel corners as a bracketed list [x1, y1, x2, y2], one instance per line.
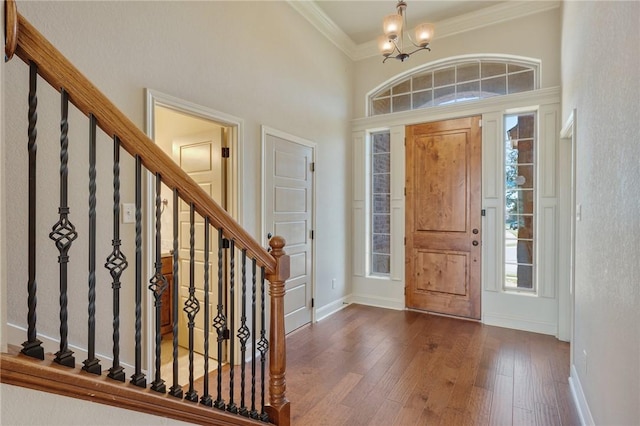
[144, 89, 244, 374]
[261, 126, 317, 326]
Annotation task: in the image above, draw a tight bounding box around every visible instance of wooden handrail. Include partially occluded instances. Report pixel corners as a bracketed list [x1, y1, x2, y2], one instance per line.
[4, 0, 17, 60]
[9, 12, 275, 273]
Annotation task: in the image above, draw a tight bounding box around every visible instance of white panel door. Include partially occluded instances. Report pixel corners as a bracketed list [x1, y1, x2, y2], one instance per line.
[264, 131, 314, 334]
[173, 130, 223, 356]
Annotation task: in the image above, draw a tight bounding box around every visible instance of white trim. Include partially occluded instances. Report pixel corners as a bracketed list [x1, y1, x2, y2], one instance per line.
[560, 110, 575, 139]
[286, 1, 356, 59]
[349, 294, 404, 311]
[289, 0, 560, 61]
[569, 364, 595, 426]
[144, 89, 244, 374]
[7, 323, 138, 373]
[261, 126, 317, 328]
[315, 297, 350, 322]
[482, 312, 556, 336]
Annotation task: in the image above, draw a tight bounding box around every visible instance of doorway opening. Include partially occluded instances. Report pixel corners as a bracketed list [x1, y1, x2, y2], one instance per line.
[145, 90, 242, 386]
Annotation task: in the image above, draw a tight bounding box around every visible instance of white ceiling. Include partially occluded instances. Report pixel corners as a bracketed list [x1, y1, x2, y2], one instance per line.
[311, 0, 503, 45]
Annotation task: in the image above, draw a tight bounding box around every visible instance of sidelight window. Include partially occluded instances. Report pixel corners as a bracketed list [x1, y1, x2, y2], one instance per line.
[370, 131, 391, 275]
[504, 113, 536, 290]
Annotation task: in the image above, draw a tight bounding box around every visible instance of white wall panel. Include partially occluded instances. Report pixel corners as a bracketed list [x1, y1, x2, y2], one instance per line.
[390, 126, 405, 282]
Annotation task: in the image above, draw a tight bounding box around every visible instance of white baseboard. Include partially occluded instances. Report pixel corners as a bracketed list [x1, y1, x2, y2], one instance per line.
[482, 312, 556, 336]
[349, 293, 404, 311]
[569, 364, 594, 426]
[7, 322, 137, 373]
[315, 296, 350, 322]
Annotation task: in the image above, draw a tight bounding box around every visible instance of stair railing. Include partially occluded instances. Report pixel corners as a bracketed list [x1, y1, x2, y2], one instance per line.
[3, 1, 290, 424]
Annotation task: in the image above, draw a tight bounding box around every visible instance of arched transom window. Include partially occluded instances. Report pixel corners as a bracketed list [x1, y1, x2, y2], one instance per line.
[369, 57, 539, 116]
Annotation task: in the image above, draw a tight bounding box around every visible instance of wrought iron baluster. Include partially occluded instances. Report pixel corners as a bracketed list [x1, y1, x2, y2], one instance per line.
[249, 258, 259, 419]
[227, 239, 238, 414]
[49, 88, 77, 368]
[184, 203, 200, 402]
[22, 61, 44, 360]
[200, 217, 213, 406]
[258, 266, 270, 422]
[130, 155, 146, 388]
[106, 136, 128, 382]
[213, 228, 227, 410]
[83, 114, 101, 375]
[169, 188, 183, 398]
[149, 173, 168, 394]
[238, 249, 250, 416]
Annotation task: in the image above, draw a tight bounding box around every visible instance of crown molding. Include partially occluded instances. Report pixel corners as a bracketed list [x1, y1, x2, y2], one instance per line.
[287, 0, 357, 59]
[289, 1, 561, 62]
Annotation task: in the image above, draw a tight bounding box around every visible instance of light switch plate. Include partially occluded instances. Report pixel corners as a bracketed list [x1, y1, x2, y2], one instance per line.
[122, 203, 135, 224]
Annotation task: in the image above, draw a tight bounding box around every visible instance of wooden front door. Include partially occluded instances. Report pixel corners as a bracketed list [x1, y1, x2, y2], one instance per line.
[406, 116, 482, 319]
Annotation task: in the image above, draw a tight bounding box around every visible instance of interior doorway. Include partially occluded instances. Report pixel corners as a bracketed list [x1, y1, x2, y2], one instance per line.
[146, 90, 241, 385]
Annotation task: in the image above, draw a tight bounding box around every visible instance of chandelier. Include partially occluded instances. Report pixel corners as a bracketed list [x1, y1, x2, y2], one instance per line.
[378, 0, 435, 63]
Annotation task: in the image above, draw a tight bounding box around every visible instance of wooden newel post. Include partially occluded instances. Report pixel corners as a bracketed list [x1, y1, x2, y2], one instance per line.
[265, 236, 290, 426]
[5, 0, 18, 61]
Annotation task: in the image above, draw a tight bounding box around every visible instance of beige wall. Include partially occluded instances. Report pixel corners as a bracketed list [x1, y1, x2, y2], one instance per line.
[561, 1, 640, 424]
[3, 1, 353, 363]
[353, 7, 562, 119]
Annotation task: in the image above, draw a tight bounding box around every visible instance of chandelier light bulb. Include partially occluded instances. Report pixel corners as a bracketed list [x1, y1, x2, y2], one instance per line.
[383, 13, 403, 39]
[379, 1, 434, 63]
[378, 35, 395, 56]
[414, 23, 434, 47]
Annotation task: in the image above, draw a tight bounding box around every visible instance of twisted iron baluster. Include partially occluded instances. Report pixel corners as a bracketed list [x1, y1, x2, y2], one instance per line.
[83, 114, 101, 375]
[149, 173, 168, 394]
[168, 188, 183, 398]
[184, 203, 200, 402]
[200, 217, 213, 406]
[49, 88, 77, 368]
[238, 249, 251, 416]
[22, 61, 44, 360]
[258, 267, 270, 422]
[130, 155, 146, 388]
[213, 228, 227, 410]
[249, 258, 258, 419]
[227, 239, 238, 414]
[106, 136, 128, 382]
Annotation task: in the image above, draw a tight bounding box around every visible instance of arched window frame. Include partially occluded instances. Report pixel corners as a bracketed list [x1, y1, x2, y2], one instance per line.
[366, 55, 541, 117]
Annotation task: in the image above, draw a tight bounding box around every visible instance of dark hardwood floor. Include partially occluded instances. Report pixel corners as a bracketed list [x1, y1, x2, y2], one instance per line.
[283, 304, 580, 425]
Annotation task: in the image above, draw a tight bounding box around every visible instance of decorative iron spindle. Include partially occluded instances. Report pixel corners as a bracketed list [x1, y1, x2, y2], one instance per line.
[168, 188, 183, 398]
[238, 249, 251, 416]
[22, 61, 44, 360]
[149, 173, 168, 394]
[249, 258, 259, 419]
[200, 218, 213, 407]
[49, 88, 77, 368]
[184, 203, 200, 402]
[258, 267, 270, 422]
[213, 228, 227, 410]
[130, 155, 146, 388]
[106, 136, 128, 382]
[83, 114, 101, 375]
[227, 239, 238, 414]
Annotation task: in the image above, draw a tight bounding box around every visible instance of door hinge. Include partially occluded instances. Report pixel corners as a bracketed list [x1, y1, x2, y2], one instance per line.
[310, 230, 314, 240]
[310, 162, 315, 172]
[481, 209, 486, 217]
[311, 298, 315, 308]
[222, 147, 230, 158]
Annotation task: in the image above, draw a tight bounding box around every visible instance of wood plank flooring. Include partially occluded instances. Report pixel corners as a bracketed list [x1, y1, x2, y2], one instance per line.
[285, 304, 579, 425]
[192, 304, 580, 425]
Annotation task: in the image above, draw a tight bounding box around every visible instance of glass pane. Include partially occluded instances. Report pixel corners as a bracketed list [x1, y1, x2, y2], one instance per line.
[481, 62, 506, 78]
[373, 132, 390, 152]
[373, 214, 391, 234]
[372, 254, 390, 274]
[373, 194, 390, 214]
[392, 80, 411, 95]
[372, 98, 390, 115]
[482, 76, 507, 96]
[508, 63, 529, 73]
[506, 165, 533, 189]
[392, 94, 411, 112]
[378, 89, 391, 97]
[457, 63, 480, 82]
[373, 174, 390, 194]
[434, 67, 455, 87]
[514, 216, 534, 239]
[413, 73, 433, 90]
[505, 264, 533, 289]
[506, 189, 534, 215]
[433, 85, 456, 105]
[372, 234, 390, 254]
[508, 70, 535, 94]
[412, 90, 432, 109]
[456, 81, 480, 101]
[373, 153, 390, 173]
